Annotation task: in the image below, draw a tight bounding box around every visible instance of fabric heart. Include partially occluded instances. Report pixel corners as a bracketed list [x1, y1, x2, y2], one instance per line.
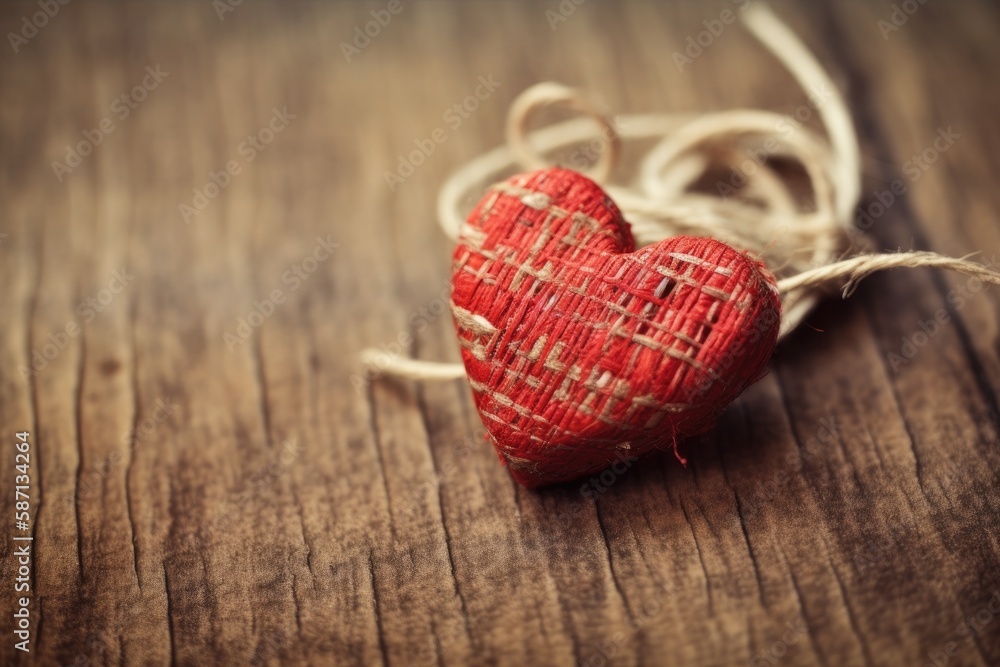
[451, 168, 781, 488]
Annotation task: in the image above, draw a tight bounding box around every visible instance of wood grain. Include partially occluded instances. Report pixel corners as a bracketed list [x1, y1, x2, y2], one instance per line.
[1, 1, 999, 665]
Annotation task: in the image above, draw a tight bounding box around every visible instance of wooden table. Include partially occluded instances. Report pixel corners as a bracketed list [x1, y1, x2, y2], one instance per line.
[3, 1, 1000, 665]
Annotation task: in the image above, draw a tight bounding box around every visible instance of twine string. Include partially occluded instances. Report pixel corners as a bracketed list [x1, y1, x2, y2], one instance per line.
[366, 4, 1000, 381]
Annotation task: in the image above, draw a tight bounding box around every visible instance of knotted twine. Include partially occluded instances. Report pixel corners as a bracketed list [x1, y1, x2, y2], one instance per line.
[362, 3, 1000, 382]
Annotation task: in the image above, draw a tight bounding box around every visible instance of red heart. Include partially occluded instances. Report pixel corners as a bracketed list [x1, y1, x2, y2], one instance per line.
[451, 168, 781, 488]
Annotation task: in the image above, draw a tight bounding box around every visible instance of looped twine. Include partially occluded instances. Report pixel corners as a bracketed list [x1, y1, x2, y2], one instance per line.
[370, 3, 1000, 381]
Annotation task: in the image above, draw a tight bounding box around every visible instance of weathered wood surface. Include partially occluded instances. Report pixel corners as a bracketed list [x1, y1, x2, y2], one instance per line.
[2, 1, 1000, 665]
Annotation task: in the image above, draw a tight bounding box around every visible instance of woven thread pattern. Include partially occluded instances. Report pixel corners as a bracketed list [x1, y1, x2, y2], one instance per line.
[451, 168, 781, 488]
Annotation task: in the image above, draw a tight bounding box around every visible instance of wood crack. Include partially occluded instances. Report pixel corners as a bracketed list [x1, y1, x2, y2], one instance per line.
[773, 370, 829, 479]
[74, 331, 87, 587]
[552, 580, 585, 667]
[364, 384, 396, 539]
[594, 499, 633, 622]
[127, 300, 142, 591]
[291, 572, 305, 638]
[414, 381, 476, 652]
[252, 334, 274, 449]
[820, 534, 873, 667]
[777, 542, 827, 667]
[865, 314, 928, 495]
[296, 500, 315, 580]
[163, 563, 177, 667]
[367, 549, 389, 667]
[679, 498, 713, 615]
[718, 423, 768, 611]
[820, 0, 1000, 447]
[26, 229, 45, 600]
[733, 492, 768, 611]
